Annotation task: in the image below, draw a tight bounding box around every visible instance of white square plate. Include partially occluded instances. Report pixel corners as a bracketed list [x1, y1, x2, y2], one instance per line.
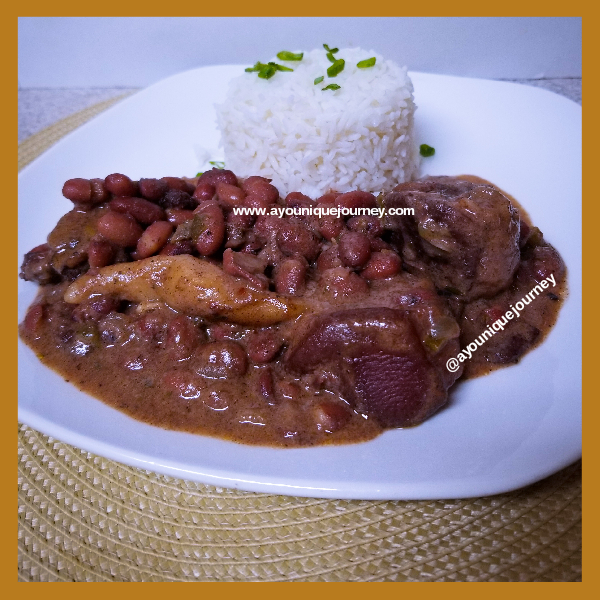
[18, 66, 582, 499]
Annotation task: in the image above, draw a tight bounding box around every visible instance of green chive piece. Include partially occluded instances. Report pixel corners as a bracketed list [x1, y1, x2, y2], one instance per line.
[327, 59, 345, 78]
[245, 61, 262, 72]
[246, 60, 293, 79]
[357, 57, 376, 68]
[323, 44, 339, 54]
[314, 76, 324, 85]
[195, 172, 204, 177]
[209, 161, 225, 169]
[322, 83, 341, 91]
[258, 64, 277, 79]
[277, 51, 304, 61]
[419, 144, 435, 157]
[326, 52, 337, 63]
[269, 62, 293, 72]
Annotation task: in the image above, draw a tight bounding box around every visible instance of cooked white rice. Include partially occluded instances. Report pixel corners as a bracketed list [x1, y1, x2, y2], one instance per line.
[215, 48, 419, 199]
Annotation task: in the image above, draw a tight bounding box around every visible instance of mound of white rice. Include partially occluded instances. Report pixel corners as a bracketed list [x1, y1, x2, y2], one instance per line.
[215, 48, 419, 198]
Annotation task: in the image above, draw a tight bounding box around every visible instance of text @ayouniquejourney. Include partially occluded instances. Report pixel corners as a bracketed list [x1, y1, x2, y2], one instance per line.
[445, 274, 558, 373]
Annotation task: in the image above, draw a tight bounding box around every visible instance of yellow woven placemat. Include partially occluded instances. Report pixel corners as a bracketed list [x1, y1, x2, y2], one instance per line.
[17, 97, 582, 582]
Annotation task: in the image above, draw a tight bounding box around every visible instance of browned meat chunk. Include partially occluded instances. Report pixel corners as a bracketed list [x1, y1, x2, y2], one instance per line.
[286, 308, 462, 427]
[19, 244, 58, 284]
[459, 242, 566, 375]
[383, 176, 520, 301]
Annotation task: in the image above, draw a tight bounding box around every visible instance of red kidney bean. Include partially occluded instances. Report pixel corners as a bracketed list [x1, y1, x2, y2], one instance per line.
[194, 201, 225, 256]
[159, 240, 195, 256]
[277, 223, 320, 261]
[243, 180, 279, 204]
[246, 330, 283, 363]
[135, 221, 174, 259]
[257, 368, 276, 401]
[360, 251, 402, 279]
[275, 257, 307, 295]
[62, 178, 92, 204]
[320, 267, 369, 298]
[369, 238, 391, 252]
[134, 311, 170, 344]
[347, 215, 384, 238]
[278, 381, 301, 402]
[166, 208, 194, 225]
[317, 192, 340, 205]
[162, 371, 206, 400]
[226, 211, 253, 249]
[514, 245, 565, 285]
[229, 208, 253, 229]
[160, 189, 196, 210]
[208, 322, 243, 342]
[192, 182, 216, 203]
[90, 178, 109, 204]
[73, 295, 120, 322]
[197, 168, 237, 187]
[86, 294, 120, 317]
[252, 215, 282, 245]
[160, 176, 195, 194]
[285, 191, 314, 209]
[23, 304, 44, 333]
[216, 182, 246, 208]
[165, 315, 202, 360]
[195, 341, 247, 378]
[338, 231, 371, 268]
[336, 190, 377, 210]
[139, 178, 168, 201]
[318, 210, 344, 241]
[97, 211, 143, 247]
[87, 239, 115, 268]
[317, 245, 343, 272]
[241, 176, 271, 193]
[104, 173, 137, 197]
[109, 196, 166, 224]
[312, 401, 352, 433]
[244, 194, 274, 213]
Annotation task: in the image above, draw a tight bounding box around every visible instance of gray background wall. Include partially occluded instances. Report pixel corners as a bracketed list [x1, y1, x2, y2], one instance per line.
[18, 17, 581, 88]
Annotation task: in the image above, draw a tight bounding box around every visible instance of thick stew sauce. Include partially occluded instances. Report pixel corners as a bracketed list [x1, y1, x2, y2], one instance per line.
[20, 171, 566, 446]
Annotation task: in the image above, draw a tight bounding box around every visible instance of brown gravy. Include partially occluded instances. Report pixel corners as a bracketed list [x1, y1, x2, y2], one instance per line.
[19, 173, 566, 447]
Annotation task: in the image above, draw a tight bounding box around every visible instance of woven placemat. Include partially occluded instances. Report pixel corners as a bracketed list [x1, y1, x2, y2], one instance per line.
[17, 97, 582, 582]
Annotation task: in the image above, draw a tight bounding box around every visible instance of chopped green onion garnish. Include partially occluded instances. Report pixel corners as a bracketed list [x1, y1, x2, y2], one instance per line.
[326, 52, 337, 63]
[327, 59, 345, 78]
[195, 172, 203, 177]
[277, 51, 304, 61]
[269, 62, 293, 72]
[245, 62, 262, 73]
[419, 144, 435, 157]
[258, 64, 277, 79]
[246, 61, 293, 79]
[357, 57, 376, 68]
[209, 161, 225, 169]
[314, 76, 324, 85]
[323, 44, 339, 54]
[322, 83, 341, 91]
